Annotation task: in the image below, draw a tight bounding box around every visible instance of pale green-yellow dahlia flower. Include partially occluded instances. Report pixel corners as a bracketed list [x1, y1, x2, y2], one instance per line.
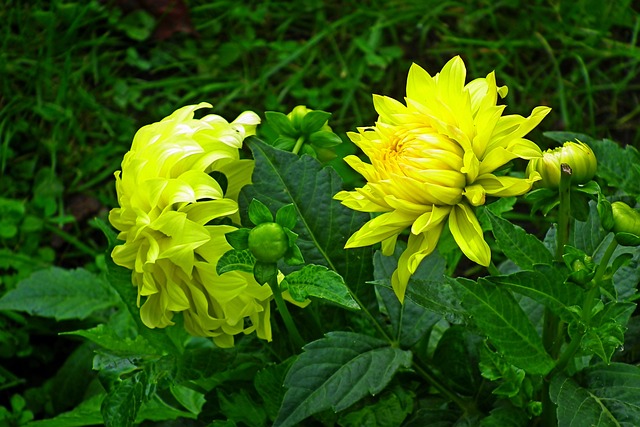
[335, 56, 550, 302]
[109, 102, 273, 348]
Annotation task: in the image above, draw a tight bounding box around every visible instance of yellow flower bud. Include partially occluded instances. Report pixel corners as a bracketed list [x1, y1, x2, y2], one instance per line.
[526, 141, 597, 188]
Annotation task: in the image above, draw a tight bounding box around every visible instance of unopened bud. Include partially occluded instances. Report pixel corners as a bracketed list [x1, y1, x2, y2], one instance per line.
[611, 202, 640, 246]
[526, 141, 597, 188]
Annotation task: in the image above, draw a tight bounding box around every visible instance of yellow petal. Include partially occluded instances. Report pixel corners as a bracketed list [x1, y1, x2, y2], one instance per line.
[411, 205, 452, 234]
[475, 173, 539, 197]
[449, 204, 490, 266]
[345, 210, 415, 248]
[406, 62, 435, 101]
[391, 224, 444, 302]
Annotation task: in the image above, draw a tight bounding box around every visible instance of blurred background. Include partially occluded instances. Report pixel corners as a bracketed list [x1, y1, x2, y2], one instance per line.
[0, 0, 638, 423]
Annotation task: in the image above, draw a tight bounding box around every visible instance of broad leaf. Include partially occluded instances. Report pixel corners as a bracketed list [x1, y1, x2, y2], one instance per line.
[64, 324, 158, 356]
[218, 389, 268, 427]
[174, 346, 237, 383]
[102, 371, 147, 427]
[487, 265, 581, 322]
[254, 358, 295, 421]
[338, 386, 415, 427]
[274, 331, 412, 427]
[433, 326, 483, 396]
[24, 395, 104, 427]
[487, 210, 553, 270]
[281, 264, 359, 310]
[240, 138, 373, 299]
[0, 267, 118, 320]
[479, 405, 529, 427]
[451, 277, 554, 375]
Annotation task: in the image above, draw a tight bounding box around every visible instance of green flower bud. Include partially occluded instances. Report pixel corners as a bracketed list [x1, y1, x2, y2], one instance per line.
[248, 222, 289, 263]
[526, 140, 597, 188]
[611, 202, 640, 246]
[287, 105, 332, 133]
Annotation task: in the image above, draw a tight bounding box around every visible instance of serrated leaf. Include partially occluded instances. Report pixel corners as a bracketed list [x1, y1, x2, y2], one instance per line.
[102, 372, 146, 427]
[338, 386, 414, 427]
[451, 277, 554, 375]
[64, 324, 158, 356]
[218, 389, 267, 427]
[274, 331, 412, 427]
[255, 359, 295, 421]
[248, 198, 273, 225]
[300, 111, 331, 134]
[265, 111, 297, 137]
[433, 326, 483, 396]
[550, 373, 623, 427]
[582, 321, 625, 364]
[216, 249, 255, 275]
[581, 363, 640, 424]
[487, 265, 581, 322]
[0, 267, 118, 320]
[24, 395, 104, 427]
[240, 138, 373, 300]
[275, 204, 297, 230]
[487, 210, 554, 269]
[281, 264, 359, 310]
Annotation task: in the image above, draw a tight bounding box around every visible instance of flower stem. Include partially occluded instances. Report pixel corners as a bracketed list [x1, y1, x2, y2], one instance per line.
[292, 136, 305, 155]
[542, 163, 573, 427]
[268, 276, 305, 350]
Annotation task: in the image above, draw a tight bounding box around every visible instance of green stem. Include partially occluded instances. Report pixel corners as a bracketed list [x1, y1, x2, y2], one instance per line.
[44, 222, 100, 257]
[548, 238, 619, 376]
[291, 136, 305, 155]
[488, 260, 501, 276]
[268, 276, 305, 350]
[542, 163, 573, 427]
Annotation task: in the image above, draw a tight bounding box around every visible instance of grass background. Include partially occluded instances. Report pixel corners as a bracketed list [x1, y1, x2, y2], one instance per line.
[0, 0, 639, 423]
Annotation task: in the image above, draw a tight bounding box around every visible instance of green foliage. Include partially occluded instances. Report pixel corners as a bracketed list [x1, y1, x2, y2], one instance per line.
[274, 332, 412, 427]
[2, 1, 640, 426]
[0, 267, 118, 320]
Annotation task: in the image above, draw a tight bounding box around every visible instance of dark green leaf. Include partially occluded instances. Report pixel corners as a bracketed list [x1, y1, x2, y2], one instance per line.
[248, 198, 274, 225]
[283, 243, 305, 266]
[281, 264, 359, 310]
[582, 321, 625, 364]
[240, 138, 373, 300]
[275, 204, 297, 230]
[581, 363, 640, 424]
[216, 249, 255, 275]
[24, 395, 104, 427]
[479, 405, 529, 427]
[273, 136, 297, 151]
[433, 326, 483, 395]
[102, 372, 146, 427]
[551, 375, 619, 427]
[170, 384, 205, 415]
[451, 277, 554, 375]
[175, 346, 236, 382]
[0, 267, 118, 320]
[265, 111, 297, 137]
[487, 210, 554, 270]
[337, 386, 414, 427]
[255, 359, 295, 421]
[300, 111, 331, 134]
[225, 228, 250, 250]
[254, 261, 278, 285]
[274, 332, 412, 427]
[488, 265, 581, 322]
[218, 389, 267, 427]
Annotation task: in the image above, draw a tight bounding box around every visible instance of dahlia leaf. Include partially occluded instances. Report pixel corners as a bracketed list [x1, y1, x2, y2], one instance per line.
[451, 277, 554, 375]
[64, 324, 158, 356]
[216, 249, 255, 275]
[0, 267, 118, 321]
[273, 332, 412, 427]
[300, 111, 331, 134]
[281, 264, 359, 310]
[240, 137, 373, 298]
[101, 371, 146, 427]
[487, 210, 554, 270]
[487, 265, 581, 323]
[550, 364, 640, 427]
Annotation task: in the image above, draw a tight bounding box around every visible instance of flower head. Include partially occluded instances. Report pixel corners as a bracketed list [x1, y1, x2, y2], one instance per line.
[335, 56, 551, 301]
[526, 140, 597, 188]
[109, 102, 272, 347]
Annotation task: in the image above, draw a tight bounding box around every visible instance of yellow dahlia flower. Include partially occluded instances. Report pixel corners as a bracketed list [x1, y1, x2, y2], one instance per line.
[335, 56, 551, 302]
[109, 102, 274, 348]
